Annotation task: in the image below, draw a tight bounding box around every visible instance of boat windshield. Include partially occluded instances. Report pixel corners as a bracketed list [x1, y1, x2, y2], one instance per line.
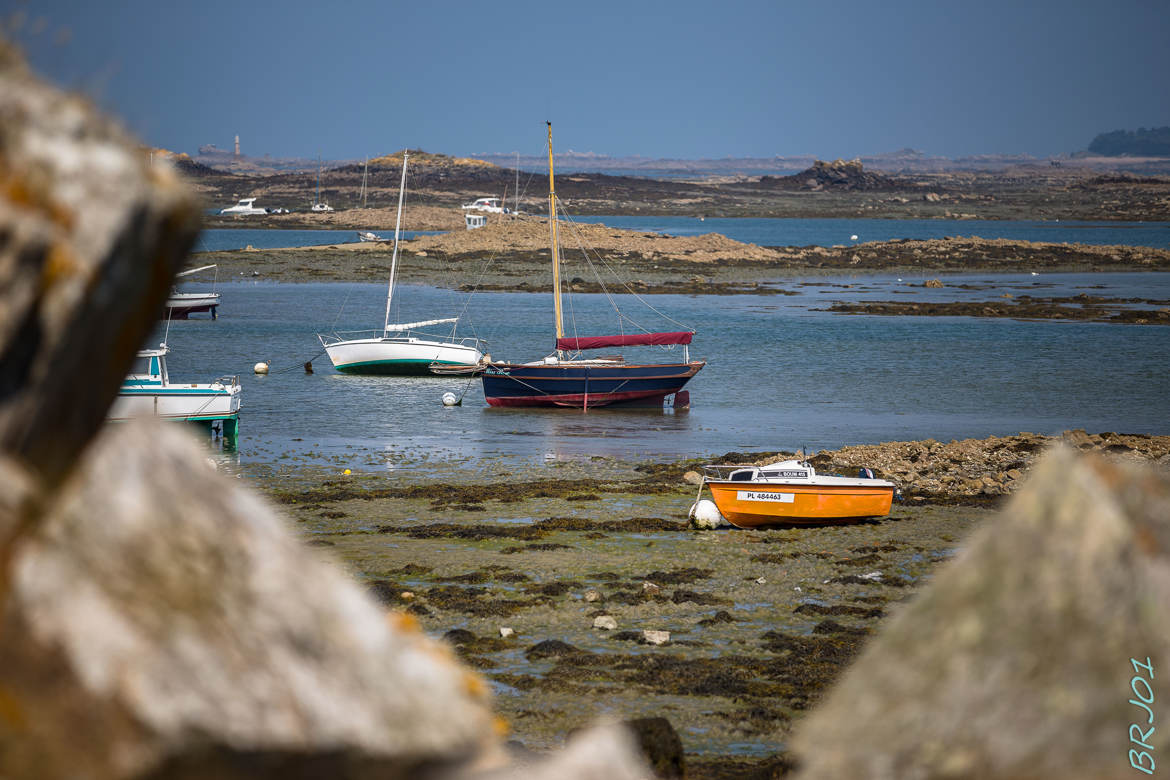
[129, 356, 151, 375]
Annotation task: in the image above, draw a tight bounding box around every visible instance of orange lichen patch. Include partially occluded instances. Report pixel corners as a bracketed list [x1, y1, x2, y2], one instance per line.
[386, 610, 421, 634]
[143, 147, 191, 162]
[1, 170, 75, 230]
[41, 242, 79, 288]
[462, 669, 489, 700]
[0, 687, 26, 729]
[492, 715, 510, 737]
[1134, 525, 1161, 556]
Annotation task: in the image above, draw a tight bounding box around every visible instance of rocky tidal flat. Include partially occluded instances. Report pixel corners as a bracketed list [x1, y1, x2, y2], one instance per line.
[262, 430, 1170, 773]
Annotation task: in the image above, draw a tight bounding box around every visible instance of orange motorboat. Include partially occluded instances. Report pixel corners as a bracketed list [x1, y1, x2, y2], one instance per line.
[702, 459, 895, 528]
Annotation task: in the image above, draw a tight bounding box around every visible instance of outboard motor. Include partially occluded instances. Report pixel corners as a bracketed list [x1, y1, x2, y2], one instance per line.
[858, 467, 875, 479]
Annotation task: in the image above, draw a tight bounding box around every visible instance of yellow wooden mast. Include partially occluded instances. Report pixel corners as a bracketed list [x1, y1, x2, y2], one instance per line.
[547, 121, 564, 344]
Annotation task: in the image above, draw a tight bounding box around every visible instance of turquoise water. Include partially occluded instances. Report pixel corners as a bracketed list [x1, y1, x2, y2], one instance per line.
[160, 272, 1170, 472]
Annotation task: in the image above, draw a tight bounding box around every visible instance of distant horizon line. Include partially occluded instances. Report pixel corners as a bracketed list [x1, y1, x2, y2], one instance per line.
[189, 145, 1089, 165]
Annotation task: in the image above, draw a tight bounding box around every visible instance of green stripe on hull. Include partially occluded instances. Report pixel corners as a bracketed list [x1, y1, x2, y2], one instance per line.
[335, 359, 466, 376]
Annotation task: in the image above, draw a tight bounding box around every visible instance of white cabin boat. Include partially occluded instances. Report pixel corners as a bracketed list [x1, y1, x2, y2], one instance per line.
[357, 231, 385, 242]
[219, 197, 267, 216]
[318, 151, 484, 375]
[465, 213, 487, 230]
[461, 197, 508, 214]
[109, 345, 242, 436]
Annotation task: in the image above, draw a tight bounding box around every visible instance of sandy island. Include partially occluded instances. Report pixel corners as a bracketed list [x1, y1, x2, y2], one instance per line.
[189, 216, 1170, 323]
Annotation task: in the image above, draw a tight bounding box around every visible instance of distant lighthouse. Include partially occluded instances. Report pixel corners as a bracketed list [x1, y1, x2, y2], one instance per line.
[234, 135, 240, 157]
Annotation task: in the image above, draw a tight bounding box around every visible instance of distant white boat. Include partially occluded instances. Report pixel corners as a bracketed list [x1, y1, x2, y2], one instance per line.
[219, 197, 267, 216]
[357, 231, 385, 242]
[165, 264, 220, 319]
[465, 213, 487, 230]
[318, 151, 484, 375]
[461, 197, 508, 214]
[311, 155, 334, 212]
[109, 344, 241, 436]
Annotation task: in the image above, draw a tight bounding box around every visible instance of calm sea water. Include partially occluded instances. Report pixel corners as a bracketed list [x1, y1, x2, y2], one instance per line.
[568, 216, 1170, 250]
[197, 218, 1170, 254]
[159, 272, 1170, 473]
[195, 229, 435, 252]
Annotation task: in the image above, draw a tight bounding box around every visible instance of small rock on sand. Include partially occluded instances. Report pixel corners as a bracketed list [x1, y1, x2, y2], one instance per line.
[642, 630, 670, 646]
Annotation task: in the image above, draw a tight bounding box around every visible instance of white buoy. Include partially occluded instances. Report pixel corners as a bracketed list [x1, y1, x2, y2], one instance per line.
[688, 499, 724, 529]
[850, 234, 859, 241]
[441, 392, 459, 406]
[253, 361, 269, 375]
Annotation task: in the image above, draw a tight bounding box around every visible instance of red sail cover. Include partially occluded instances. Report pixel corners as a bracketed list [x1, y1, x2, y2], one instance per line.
[556, 331, 694, 351]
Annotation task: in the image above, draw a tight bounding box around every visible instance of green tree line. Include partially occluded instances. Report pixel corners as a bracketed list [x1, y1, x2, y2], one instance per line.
[1088, 127, 1170, 156]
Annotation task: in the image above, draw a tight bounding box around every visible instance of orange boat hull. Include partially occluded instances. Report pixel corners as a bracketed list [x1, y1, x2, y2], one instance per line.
[706, 481, 894, 527]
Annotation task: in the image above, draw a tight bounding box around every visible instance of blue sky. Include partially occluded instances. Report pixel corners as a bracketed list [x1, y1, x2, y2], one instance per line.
[11, 0, 1170, 161]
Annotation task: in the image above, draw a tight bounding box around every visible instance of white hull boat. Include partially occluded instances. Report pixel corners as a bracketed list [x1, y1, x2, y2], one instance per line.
[109, 345, 241, 435]
[166, 264, 220, 319]
[318, 151, 484, 376]
[165, 291, 221, 318]
[321, 331, 484, 375]
[220, 197, 267, 216]
[461, 197, 508, 214]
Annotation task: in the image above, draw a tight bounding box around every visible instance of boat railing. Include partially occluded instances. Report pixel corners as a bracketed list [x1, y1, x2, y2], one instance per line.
[212, 374, 240, 389]
[699, 464, 760, 481]
[319, 329, 484, 349]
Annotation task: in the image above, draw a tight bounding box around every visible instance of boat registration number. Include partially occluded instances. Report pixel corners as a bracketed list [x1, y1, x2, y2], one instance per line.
[737, 491, 795, 503]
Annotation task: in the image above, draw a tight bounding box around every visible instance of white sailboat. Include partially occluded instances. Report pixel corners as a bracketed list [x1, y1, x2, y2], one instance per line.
[311, 154, 334, 212]
[317, 151, 484, 375]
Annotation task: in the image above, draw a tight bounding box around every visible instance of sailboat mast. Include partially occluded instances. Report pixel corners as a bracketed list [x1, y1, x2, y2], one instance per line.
[315, 154, 321, 206]
[383, 151, 408, 336]
[361, 157, 369, 208]
[547, 122, 564, 343]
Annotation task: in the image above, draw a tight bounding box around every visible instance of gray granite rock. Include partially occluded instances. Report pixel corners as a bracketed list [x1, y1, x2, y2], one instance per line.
[0, 44, 199, 492]
[792, 447, 1170, 779]
[0, 421, 500, 778]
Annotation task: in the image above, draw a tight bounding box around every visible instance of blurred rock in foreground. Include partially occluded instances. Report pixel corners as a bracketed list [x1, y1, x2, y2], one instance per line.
[0, 421, 499, 778]
[0, 40, 199, 492]
[791, 447, 1169, 779]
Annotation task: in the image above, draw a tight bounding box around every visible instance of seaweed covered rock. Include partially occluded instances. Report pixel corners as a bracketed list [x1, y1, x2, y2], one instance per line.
[791, 447, 1170, 778]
